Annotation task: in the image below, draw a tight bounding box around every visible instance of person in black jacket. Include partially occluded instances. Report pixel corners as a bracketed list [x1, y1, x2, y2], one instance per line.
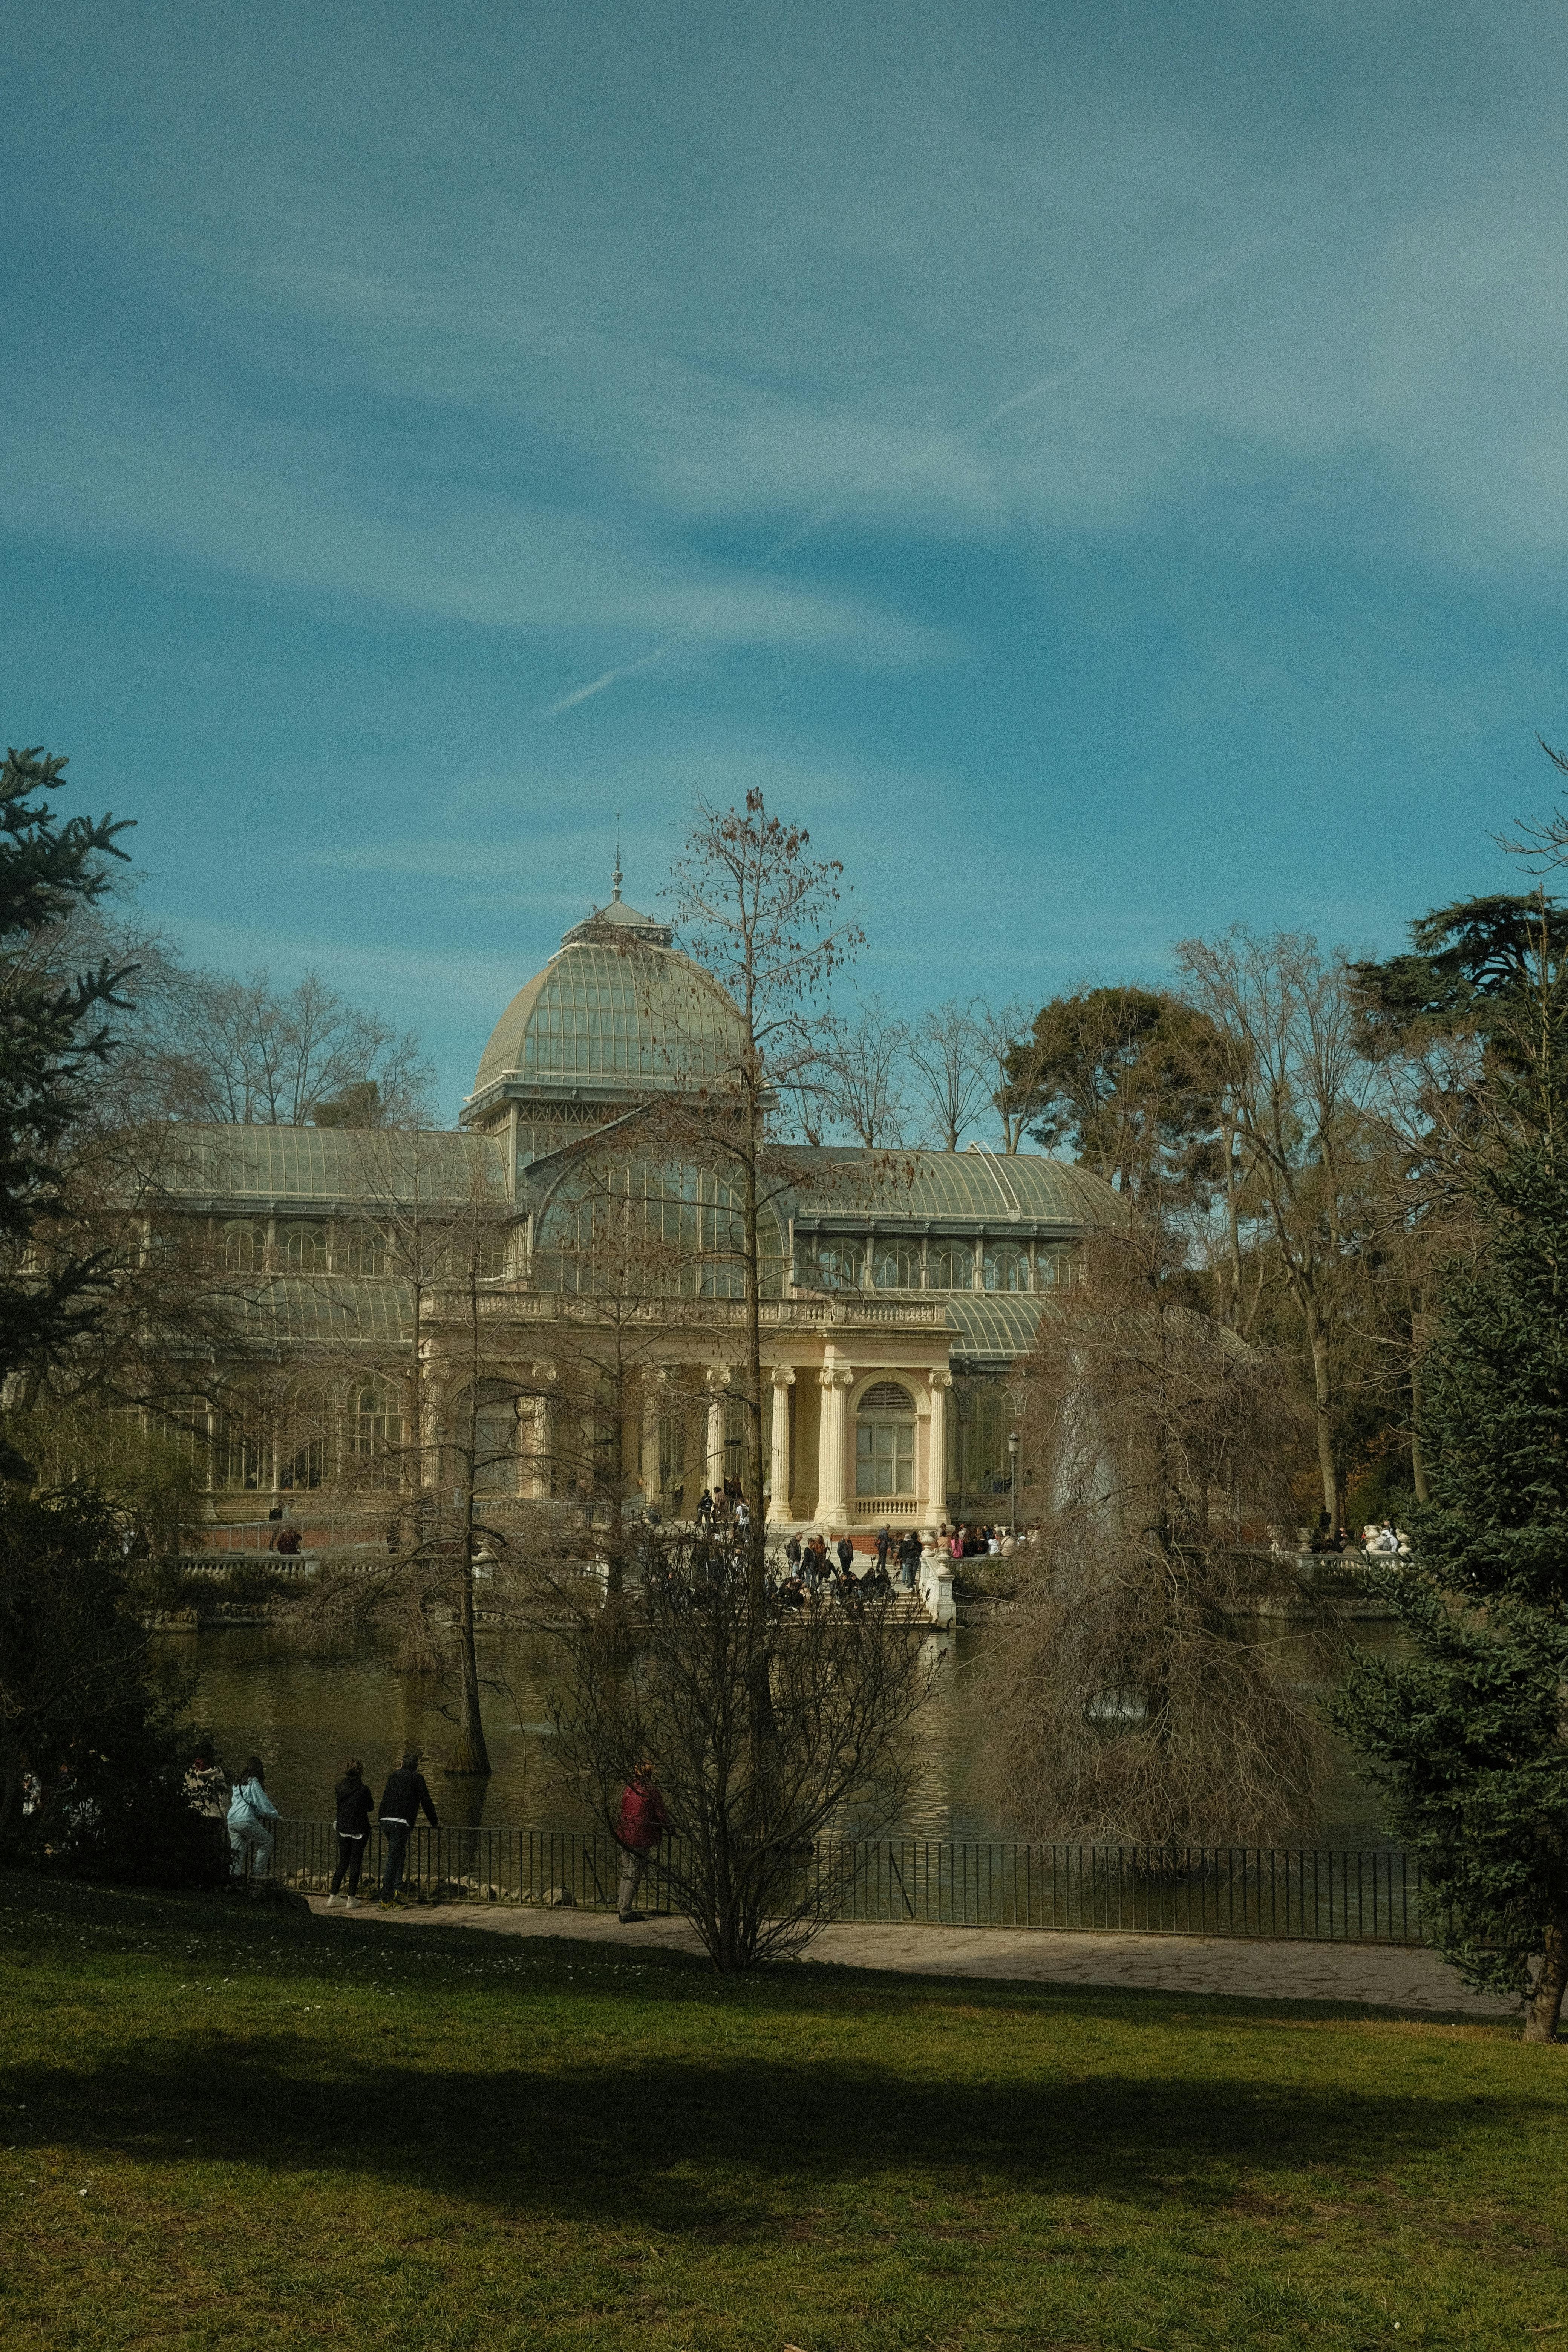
[327, 1760, 374, 1908]
[377, 1750, 439, 1906]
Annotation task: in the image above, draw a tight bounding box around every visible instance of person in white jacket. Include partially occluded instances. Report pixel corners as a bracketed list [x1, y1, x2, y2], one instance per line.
[227, 1755, 280, 1879]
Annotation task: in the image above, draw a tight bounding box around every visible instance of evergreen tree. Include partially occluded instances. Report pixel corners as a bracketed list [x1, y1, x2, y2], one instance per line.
[0, 744, 134, 1449]
[1333, 1133, 1568, 2042]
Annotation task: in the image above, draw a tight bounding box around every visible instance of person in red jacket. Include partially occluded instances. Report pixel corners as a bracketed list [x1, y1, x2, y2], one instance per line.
[616, 1762, 670, 1922]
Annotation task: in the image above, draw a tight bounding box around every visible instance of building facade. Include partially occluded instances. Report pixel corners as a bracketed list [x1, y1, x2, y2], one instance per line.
[156, 877, 1117, 1528]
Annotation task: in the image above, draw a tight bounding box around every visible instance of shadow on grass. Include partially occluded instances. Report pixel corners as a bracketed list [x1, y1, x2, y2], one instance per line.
[4, 1870, 1532, 2239]
[3, 2028, 1520, 2234]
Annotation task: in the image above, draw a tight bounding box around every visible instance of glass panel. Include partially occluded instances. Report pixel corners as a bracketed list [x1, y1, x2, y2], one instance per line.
[929, 1243, 973, 1289]
[817, 1240, 864, 1291]
[217, 1411, 266, 1491]
[872, 1242, 917, 1289]
[280, 1222, 328, 1273]
[861, 1381, 914, 1412]
[220, 1220, 263, 1274]
[336, 1223, 387, 1276]
[984, 1244, 1027, 1292]
[856, 1415, 915, 1496]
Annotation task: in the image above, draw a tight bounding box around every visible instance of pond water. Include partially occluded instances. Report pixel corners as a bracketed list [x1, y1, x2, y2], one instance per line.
[172, 1614, 1402, 1849]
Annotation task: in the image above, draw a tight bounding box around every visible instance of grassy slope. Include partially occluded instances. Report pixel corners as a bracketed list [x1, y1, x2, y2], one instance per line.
[0, 1875, 1563, 2352]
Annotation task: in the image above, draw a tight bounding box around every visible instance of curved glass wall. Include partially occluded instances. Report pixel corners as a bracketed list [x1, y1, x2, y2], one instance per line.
[535, 1158, 783, 1299]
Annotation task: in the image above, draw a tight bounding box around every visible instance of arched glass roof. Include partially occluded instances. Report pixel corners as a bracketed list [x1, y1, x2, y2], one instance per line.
[158, 1125, 503, 1206]
[781, 1147, 1119, 1228]
[473, 941, 746, 1098]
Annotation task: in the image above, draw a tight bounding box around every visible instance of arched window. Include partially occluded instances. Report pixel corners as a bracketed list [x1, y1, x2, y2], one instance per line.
[462, 1378, 519, 1495]
[928, 1241, 973, 1290]
[983, 1243, 1028, 1292]
[1037, 1245, 1076, 1290]
[281, 1385, 329, 1491]
[352, 1379, 400, 1484]
[215, 1403, 267, 1491]
[856, 1380, 917, 1497]
[336, 1222, 387, 1276]
[279, 1222, 328, 1274]
[816, 1239, 864, 1291]
[220, 1219, 264, 1274]
[871, 1241, 919, 1290]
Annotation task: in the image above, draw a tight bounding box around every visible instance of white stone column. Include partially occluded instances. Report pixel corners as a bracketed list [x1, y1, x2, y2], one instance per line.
[705, 1370, 729, 1493]
[815, 1365, 851, 1524]
[926, 1369, 952, 1524]
[640, 1370, 665, 1507]
[527, 1360, 555, 1500]
[768, 1369, 795, 1521]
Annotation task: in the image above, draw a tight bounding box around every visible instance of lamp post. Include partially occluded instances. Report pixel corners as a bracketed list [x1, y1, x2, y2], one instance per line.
[1007, 1429, 1019, 1534]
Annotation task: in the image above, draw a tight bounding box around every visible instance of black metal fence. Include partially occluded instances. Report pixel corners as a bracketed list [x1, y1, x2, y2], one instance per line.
[270, 1819, 1427, 1944]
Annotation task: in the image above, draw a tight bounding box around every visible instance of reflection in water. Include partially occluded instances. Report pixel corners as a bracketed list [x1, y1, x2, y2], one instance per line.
[171, 1613, 1401, 1847]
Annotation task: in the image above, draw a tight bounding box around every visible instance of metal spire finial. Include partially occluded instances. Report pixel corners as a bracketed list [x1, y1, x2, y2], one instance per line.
[611, 813, 623, 902]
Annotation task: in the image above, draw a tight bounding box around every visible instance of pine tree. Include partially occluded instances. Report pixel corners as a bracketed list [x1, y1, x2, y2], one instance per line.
[1333, 1130, 1568, 2041]
[0, 744, 135, 1455]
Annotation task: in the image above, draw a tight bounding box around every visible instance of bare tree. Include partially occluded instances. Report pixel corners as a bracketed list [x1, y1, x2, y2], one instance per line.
[976, 1220, 1331, 1847]
[972, 995, 1035, 1152]
[549, 1523, 934, 1969]
[285, 1127, 515, 1778]
[1176, 929, 1378, 1534]
[664, 790, 863, 1544]
[906, 995, 992, 1151]
[810, 992, 910, 1146]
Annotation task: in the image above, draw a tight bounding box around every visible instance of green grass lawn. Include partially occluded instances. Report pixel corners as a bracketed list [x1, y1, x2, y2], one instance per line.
[0, 1873, 1563, 2351]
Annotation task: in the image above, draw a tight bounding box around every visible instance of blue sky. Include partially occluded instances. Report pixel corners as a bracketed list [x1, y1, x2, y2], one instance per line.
[6, 1, 1567, 1118]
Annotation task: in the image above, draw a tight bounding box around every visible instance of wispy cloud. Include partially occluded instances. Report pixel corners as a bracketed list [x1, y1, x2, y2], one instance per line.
[539, 219, 1305, 718]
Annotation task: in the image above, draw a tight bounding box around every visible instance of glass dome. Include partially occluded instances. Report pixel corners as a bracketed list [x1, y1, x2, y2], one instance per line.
[471, 931, 746, 1102]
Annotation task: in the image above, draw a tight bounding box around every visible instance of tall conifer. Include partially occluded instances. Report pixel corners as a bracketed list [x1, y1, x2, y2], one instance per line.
[1335, 894, 1568, 2041]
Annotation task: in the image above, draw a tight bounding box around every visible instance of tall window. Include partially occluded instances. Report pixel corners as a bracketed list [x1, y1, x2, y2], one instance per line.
[336, 1223, 388, 1276]
[723, 1396, 747, 1486]
[471, 1379, 518, 1495]
[216, 1406, 267, 1491]
[816, 1239, 864, 1291]
[279, 1222, 328, 1273]
[929, 1241, 973, 1290]
[871, 1241, 919, 1289]
[220, 1219, 264, 1274]
[856, 1380, 917, 1497]
[352, 1379, 400, 1485]
[983, 1242, 1028, 1292]
[281, 1385, 328, 1490]
[657, 1412, 688, 1494]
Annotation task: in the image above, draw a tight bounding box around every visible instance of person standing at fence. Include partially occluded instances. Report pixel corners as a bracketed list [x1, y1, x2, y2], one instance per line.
[377, 1749, 439, 1907]
[227, 1756, 279, 1879]
[327, 1759, 374, 1908]
[615, 1761, 670, 1923]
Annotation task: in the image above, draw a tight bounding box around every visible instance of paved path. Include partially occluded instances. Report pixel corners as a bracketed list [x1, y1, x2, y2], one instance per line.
[302, 1896, 1514, 2018]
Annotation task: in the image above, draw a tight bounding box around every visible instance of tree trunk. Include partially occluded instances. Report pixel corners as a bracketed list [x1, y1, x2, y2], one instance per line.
[0, 1738, 23, 1850]
[447, 1547, 492, 1776]
[1308, 1321, 1338, 1531]
[1409, 1332, 1431, 1506]
[1524, 1914, 1568, 2043]
[446, 1273, 492, 1778]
